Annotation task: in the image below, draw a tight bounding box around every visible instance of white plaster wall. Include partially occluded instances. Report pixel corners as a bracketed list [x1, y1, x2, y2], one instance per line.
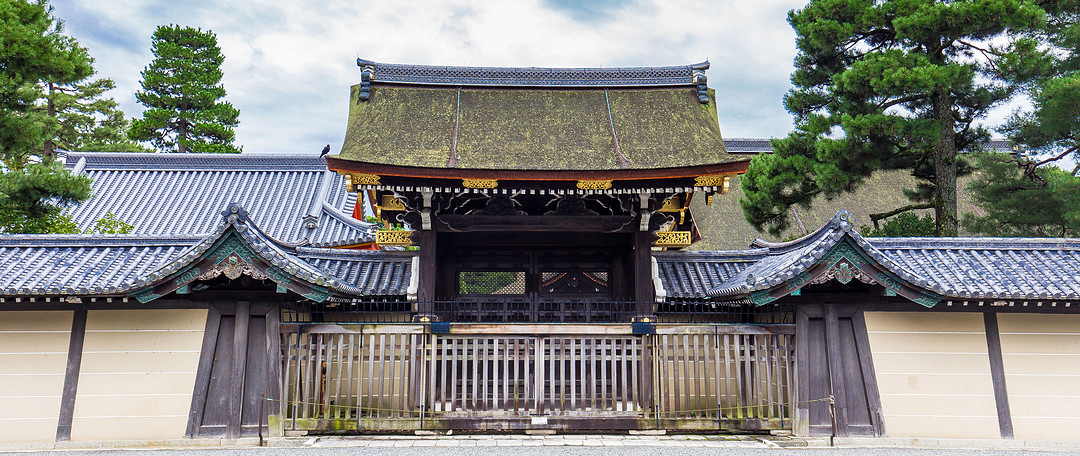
[998, 313, 1080, 440]
[864, 312, 999, 438]
[70, 309, 207, 441]
[0, 311, 72, 443]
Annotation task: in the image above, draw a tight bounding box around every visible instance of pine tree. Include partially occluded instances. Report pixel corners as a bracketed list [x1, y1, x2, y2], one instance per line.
[45, 77, 149, 153]
[961, 4, 1080, 236]
[740, 0, 1053, 237]
[129, 25, 240, 154]
[0, 0, 93, 233]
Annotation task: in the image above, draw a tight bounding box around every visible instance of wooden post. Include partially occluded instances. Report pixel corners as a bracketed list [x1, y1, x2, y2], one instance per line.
[417, 230, 437, 315]
[633, 230, 653, 309]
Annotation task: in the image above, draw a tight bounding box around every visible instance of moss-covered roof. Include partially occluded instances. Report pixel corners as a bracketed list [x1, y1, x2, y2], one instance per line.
[335, 85, 735, 171]
[691, 171, 984, 250]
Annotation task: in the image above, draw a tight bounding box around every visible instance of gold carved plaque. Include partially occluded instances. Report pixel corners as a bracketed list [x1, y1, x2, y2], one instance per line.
[654, 231, 692, 248]
[351, 173, 381, 185]
[379, 194, 407, 211]
[376, 230, 415, 246]
[576, 179, 612, 190]
[694, 174, 729, 187]
[462, 178, 498, 189]
[659, 196, 683, 212]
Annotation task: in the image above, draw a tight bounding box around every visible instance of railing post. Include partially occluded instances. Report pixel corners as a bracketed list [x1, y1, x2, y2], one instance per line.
[258, 393, 265, 446]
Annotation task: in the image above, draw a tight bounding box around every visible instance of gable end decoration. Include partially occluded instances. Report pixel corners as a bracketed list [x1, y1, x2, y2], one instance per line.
[709, 212, 946, 308]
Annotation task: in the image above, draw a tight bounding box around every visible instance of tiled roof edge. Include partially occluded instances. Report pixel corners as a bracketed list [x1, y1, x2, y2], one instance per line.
[62, 152, 331, 171]
[357, 58, 709, 87]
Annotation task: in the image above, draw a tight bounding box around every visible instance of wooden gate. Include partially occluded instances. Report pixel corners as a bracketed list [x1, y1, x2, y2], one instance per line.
[278, 324, 793, 432]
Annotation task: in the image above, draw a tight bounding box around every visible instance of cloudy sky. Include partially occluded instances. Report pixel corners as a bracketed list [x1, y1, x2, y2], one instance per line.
[49, 0, 810, 154]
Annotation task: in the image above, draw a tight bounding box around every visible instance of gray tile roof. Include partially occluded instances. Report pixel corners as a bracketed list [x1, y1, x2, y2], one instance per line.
[62, 152, 373, 248]
[356, 58, 710, 87]
[871, 237, 1080, 300]
[0, 204, 411, 298]
[0, 235, 199, 295]
[655, 251, 762, 298]
[657, 211, 1080, 303]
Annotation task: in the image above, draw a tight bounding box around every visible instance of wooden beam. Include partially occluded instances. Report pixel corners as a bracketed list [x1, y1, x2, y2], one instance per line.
[55, 309, 87, 442]
[984, 312, 1014, 439]
[436, 215, 637, 233]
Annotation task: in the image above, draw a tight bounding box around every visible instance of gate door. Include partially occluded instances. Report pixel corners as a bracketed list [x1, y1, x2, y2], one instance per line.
[425, 335, 645, 416]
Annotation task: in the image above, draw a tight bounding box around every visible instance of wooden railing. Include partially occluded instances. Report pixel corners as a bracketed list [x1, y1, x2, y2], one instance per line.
[278, 323, 794, 432]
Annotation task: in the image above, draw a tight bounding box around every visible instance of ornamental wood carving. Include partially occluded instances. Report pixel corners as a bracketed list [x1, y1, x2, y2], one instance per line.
[379, 194, 407, 211]
[462, 178, 498, 188]
[654, 231, 692, 247]
[351, 173, 381, 185]
[576, 179, 613, 190]
[376, 230, 416, 246]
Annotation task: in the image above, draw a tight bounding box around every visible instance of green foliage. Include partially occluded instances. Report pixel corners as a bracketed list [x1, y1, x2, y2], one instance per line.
[0, 0, 92, 167]
[998, 4, 1080, 175]
[0, 0, 95, 233]
[741, 0, 1055, 237]
[962, 153, 1080, 237]
[0, 159, 91, 233]
[129, 25, 240, 154]
[46, 78, 150, 153]
[860, 212, 936, 237]
[88, 210, 133, 234]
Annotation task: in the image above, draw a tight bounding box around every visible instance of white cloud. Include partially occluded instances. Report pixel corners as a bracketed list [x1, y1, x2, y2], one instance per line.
[53, 0, 812, 153]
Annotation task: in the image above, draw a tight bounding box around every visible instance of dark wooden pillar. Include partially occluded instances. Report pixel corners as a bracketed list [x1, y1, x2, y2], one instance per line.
[56, 309, 87, 442]
[417, 230, 437, 315]
[633, 230, 654, 310]
[984, 312, 1014, 439]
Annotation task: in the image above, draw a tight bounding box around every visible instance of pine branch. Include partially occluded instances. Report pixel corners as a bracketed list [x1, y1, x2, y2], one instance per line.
[869, 203, 934, 228]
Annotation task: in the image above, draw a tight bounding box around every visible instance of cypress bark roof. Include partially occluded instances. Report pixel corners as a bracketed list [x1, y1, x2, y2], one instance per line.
[334, 60, 737, 172]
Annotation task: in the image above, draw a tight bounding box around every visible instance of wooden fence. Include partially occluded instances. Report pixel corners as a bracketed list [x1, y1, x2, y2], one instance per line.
[278, 324, 794, 431]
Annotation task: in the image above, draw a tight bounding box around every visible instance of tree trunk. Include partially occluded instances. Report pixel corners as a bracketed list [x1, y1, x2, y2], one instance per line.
[932, 87, 959, 236]
[43, 82, 56, 160]
[177, 118, 188, 154]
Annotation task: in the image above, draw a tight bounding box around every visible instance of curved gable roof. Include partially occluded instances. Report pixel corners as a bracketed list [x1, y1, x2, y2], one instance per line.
[707, 211, 946, 307]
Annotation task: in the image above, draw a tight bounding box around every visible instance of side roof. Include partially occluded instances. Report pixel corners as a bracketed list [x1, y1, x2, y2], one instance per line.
[0, 203, 412, 298]
[658, 211, 1080, 303]
[332, 59, 740, 172]
[62, 152, 373, 248]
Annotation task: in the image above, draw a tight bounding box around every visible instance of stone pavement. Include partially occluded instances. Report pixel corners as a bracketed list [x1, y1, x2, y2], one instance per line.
[299, 434, 777, 448]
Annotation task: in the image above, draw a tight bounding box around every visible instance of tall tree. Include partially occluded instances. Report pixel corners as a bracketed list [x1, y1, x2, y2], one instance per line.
[0, 0, 93, 233]
[129, 25, 241, 154]
[741, 0, 1049, 237]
